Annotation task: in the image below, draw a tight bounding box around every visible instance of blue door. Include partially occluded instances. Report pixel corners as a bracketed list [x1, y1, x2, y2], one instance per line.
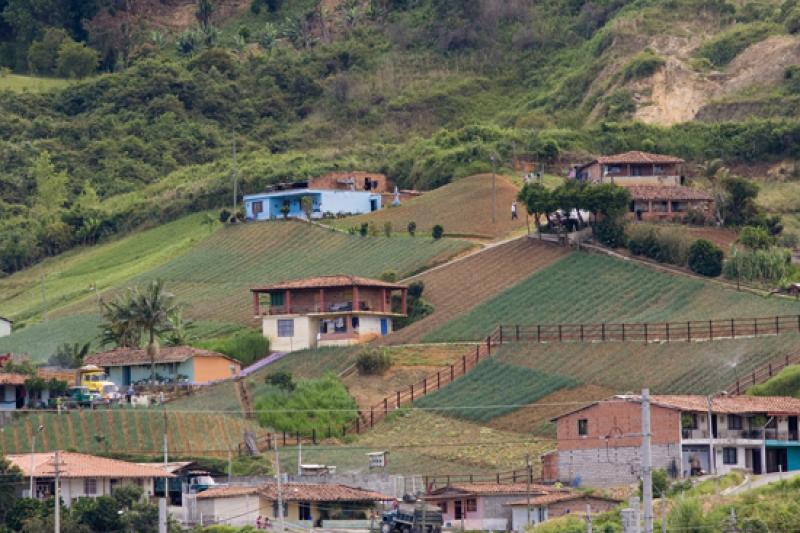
[380, 319, 389, 336]
[122, 366, 131, 386]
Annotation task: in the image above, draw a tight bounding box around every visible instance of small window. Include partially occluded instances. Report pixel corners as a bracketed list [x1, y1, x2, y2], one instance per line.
[727, 415, 743, 430]
[84, 478, 97, 495]
[252, 201, 264, 214]
[723, 447, 737, 465]
[578, 419, 588, 436]
[270, 292, 284, 307]
[682, 413, 698, 429]
[351, 316, 360, 330]
[277, 319, 294, 338]
[466, 499, 477, 512]
[439, 502, 448, 514]
[298, 502, 312, 521]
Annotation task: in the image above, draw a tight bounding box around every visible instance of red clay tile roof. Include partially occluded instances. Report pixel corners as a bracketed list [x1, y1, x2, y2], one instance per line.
[7, 452, 173, 479]
[85, 346, 239, 367]
[594, 151, 684, 165]
[0, 372, 28, 385]
[197, 483, 391, 502]
[625, 185, 713, 201]
[505, 493, 621, 506]
[426, 483, 557, 497]
[251, 275, 406, 292]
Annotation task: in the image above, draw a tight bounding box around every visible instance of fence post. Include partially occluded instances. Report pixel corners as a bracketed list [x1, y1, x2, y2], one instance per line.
[410, 384, 414, 403]
[397, 391, 401, 409]
[754, 318, 758, 336]
[499, 326, 503, 344]
[516, 325, 520, 341]
[709, 320, 713, 341]
[283, 432, 286, 447]
[355, 419, 359, 434]
[476, 344, 480, 360]
[797, 315, 800, 332]
[787, 354, 790, 367]
[687, 321, 691, 342]
[423, 378, 427, 395]
[463, 355, 467, 374]
[622, 323, 625, 342]
[736, 380, 740, 395]
[451, 364, 455, 381]
[580, 324, 584, 342]
[371, 407, 374, 427]
[437, 371, 441, 390]
[643, 323, 648, 344]
[487, 336, 491, 355]
[311, 429, 315, 445]
[666, 322, 670, 343]
[384, 398, 388, 416]
[731, 318, 735, 339]
[558, 325, 562, 342]
[769, 364, 773, 377]
[776, 316, 780, 334]
[537, 325, 541, 343]
[602, 323, 606, 341]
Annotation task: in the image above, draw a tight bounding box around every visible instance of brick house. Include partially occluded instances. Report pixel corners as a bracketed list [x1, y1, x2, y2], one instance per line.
[251, 276, 408, 352]
[574, 151, 684, 186]
[626, 185, 714, 222]
[551, 395, 800, 488]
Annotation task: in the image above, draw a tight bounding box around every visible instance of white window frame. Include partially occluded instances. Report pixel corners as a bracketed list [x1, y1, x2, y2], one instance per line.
[277, 319, 294, 338]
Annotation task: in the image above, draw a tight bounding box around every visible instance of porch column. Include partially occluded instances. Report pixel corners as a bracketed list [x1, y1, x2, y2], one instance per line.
[761, 444, 767, 475]
[252, 292, 260, 316]
[352, 285, 360, 312]
[285, 290, 292, 314]
[401, 289, 407, 316]
[381, 288, 387, 313]
[647, 200, 653, 214]
[668, 199, 672, 213]
[319, 288, 325, 313]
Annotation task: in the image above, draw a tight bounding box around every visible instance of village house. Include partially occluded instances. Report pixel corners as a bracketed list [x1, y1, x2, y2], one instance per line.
[0, 316, 11, 338]
[243, 172, 397, 221]
[251, 275, 408, 352]
[7, 451, 171, 504]
[84, 346, 240, 387]
[505, 493, 621, 531]
[551, 394, 800, 488]
[189, 482, 390, 528]
[423, 483, 565, 531]
[0, 372, 64, 415]
[574, 151, 684, 186]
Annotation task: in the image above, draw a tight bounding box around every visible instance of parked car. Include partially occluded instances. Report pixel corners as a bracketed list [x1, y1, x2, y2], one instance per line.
[381, 501, 443, 533]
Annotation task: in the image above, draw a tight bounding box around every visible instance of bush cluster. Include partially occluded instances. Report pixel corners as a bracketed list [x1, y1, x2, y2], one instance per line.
[723, 247, 792, 282]
[356, 349, 392, 375]
[627, 224, 690, 266]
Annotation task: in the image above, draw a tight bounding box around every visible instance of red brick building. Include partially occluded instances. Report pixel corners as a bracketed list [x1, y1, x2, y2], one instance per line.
[575, 151, 684, 186]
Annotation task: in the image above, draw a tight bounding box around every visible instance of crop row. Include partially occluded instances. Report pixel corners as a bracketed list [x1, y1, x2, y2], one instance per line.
[425, 253, 800, 342]
[414, 359, 579, 422]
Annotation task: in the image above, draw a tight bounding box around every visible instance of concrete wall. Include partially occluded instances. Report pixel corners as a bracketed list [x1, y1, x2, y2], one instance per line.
[244, 189, 380, 220]
[262, 316, 317, 352]
[0, 319, 10, 337]
[108, 361, 193, 386]
[194, 356, 240, 384]
[286, 472, 424, 498]
[511, 506, 547, 531]
[557, 443, 682, 488]
[194, 494, 264, 527]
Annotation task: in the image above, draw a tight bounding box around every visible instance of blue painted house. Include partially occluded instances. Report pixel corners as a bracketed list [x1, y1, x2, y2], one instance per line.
[244, 189, 382, 221]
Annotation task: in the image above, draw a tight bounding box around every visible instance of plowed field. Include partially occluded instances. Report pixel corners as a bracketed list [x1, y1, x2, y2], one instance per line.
[329, 174, 528, 239]
[383, 237, 568, 344]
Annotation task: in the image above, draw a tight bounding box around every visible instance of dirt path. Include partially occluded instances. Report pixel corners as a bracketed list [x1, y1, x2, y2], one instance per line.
[380, 237, 569, 344]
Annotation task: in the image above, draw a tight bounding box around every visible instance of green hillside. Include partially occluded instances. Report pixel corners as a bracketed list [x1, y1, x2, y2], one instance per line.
[0, 219, 469, 360]
[425, 252, 800, 342]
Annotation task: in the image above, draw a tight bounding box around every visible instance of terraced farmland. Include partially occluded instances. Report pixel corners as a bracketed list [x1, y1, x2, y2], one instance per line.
[120, 220, 470, 324]
[425, 252, 800, 342]
[414, 359, 578, 422]
[383, 237, 568, 344]
[329, 174, 527, 239]
[0, 410, 265, 457]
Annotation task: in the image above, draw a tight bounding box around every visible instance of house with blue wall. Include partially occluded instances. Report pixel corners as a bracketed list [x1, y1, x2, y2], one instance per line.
[244, 189, 382, 221]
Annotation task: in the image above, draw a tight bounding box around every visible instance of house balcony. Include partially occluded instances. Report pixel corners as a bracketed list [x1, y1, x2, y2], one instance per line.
[682, 428, 797, 444]
[259, 301, 401, 316]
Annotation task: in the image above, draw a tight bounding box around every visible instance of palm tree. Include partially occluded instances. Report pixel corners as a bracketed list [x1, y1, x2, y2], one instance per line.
[129, 280, 180, 382]
[100, 293, 141, 348]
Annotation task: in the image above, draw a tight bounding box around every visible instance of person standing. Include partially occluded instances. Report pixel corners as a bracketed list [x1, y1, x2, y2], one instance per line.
[511, 201, 518, 220]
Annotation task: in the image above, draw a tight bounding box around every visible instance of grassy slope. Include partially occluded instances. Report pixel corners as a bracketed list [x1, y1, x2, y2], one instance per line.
[327, 174, 528, 239]
[0, 409, 266, 456]
[0, 212, 218, 325]
[425, 252, 800, 342]
[0, 74, 74, 92]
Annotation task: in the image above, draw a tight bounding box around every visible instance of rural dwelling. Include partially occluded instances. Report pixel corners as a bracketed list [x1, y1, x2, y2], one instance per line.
[7, 451, 171, 504]
[574, 151, 684, 186]
[0, 316, 11, 337]
[0, 372, 61, 413]
[505, 493, 622, 531]
[84, 346, 240, 387]
[626, 185, 714, 222]
[552, 395, 800, 488]
[189, 482, 390, 528]
[251, 275, 407, 352]
[424, 483, 564, 531]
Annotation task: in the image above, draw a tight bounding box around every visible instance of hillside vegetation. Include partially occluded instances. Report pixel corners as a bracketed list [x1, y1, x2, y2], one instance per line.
[426, 252, 800, 342]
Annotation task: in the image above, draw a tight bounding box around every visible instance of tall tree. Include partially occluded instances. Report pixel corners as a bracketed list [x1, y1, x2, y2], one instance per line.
[31, 150, 68, 222]
[518, 182, 554, 237]
[196, 0, 214, 31]
[129, 280, 179, 381]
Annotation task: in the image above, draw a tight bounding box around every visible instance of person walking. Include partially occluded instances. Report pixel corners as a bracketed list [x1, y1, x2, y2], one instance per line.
[511, 201, 518, 220]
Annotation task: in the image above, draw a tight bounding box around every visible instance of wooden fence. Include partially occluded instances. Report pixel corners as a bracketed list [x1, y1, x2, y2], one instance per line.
[423, 468, 538, 489]
[498, 314, 800, 344]
[726, 349, 800, 395]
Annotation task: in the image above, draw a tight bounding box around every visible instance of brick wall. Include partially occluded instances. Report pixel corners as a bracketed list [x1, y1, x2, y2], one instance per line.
[556, 443, 681, 488]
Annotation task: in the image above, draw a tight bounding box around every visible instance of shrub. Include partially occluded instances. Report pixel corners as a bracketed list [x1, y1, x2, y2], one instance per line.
[785, 65, 800, 93]
[265, 370, 295, 391]
[723, 247, 791, 282]
[668, 498, 707, 532]
[623, 50, 665, 81]
[688, 239, 723, 277]
[432, 224, 444, 239]
[695, 22, 776, 67]
[408, 280, 424, 298]
[604, 89, 636, 120]
[738, 225, 774, 250]
[56, 40, 99, 79]
[250, 0, 262, 13]
[640, 468, 669, 498]
[383, 221, 392, 237]
[749, 365, 800, 397]
[356, 349, 392, 375]
[380, 270, 398, 282]
[786, 7, 800, 33]
[359, 222, 369, 236]
[219, 209, 231, 223]
[407, 221, 416, 236]
[595, 217, 626, 248]
[197, 329, 269, 365]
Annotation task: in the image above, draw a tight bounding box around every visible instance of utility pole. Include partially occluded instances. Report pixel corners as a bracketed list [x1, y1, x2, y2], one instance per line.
[232, 134, 238, 213]
[54, 451, 60, 533]
[707, 394, 717, 475]
[490, 154, 497, 224]
[227, 451, 232, 484]
[297, 443, 302, 476]
[526, 453, 532, 529]
[641, 389, 653, 533]
[30, 425, 43, 498]
[159, 407, 168, 533]
[274, 442, 285, 533]
[660, 495, 667, 533]
[586, 504, 592, 533]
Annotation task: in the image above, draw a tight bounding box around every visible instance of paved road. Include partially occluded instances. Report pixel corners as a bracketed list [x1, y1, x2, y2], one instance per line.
[722, 470, 800, 495]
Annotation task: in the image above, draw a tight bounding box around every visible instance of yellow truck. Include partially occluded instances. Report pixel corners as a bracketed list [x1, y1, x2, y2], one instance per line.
[78, 365, 120, 401]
